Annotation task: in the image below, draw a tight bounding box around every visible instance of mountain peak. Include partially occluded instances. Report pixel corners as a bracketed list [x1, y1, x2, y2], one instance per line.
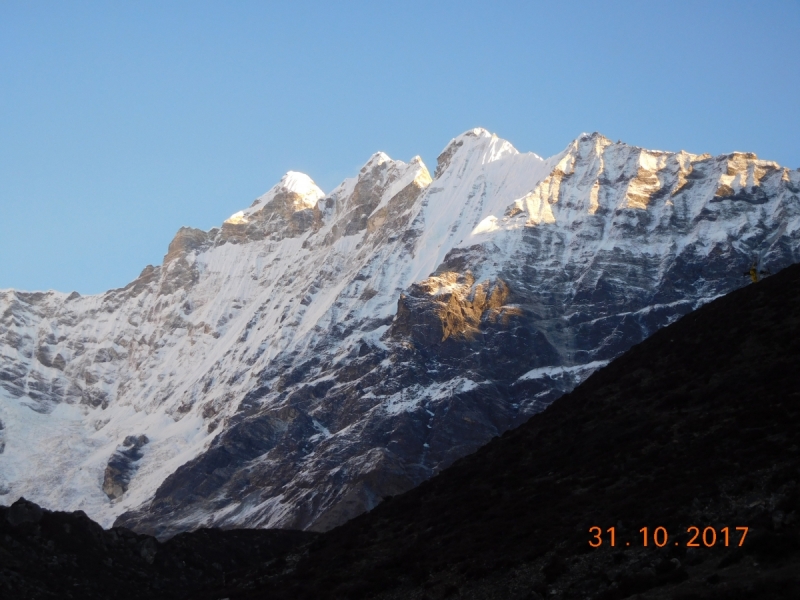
[261, 171, 325, 208]
[278, 171, 325, 197]
[434, 128, 519, 179]
[570, 130, 613, 151]
[224, 171, 325, 225]
[459, 127, 493, 139]
[360, 152, 392, 173]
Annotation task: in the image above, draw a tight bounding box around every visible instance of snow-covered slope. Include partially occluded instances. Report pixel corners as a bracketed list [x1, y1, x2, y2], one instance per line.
[1, 129, 799, 537]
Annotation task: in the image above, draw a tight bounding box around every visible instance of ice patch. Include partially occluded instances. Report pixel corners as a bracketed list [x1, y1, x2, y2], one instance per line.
[518, 360, 610, 382]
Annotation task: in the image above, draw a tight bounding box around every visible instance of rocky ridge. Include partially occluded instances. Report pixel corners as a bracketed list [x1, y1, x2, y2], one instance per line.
[0, 497, 314, 599]
[1, 128, 799, 537]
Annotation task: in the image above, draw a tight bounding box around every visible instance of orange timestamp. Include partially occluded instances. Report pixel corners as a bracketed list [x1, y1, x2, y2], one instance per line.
[589, 526, 748, 548]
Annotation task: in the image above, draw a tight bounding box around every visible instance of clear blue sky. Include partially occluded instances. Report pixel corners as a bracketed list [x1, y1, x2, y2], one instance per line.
[2, 0, 799, 294]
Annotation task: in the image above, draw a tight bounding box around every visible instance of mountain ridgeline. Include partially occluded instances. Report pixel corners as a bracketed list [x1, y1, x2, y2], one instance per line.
[0, 129, 799, 539]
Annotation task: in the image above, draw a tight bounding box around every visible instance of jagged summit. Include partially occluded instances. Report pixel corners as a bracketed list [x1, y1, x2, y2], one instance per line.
[275, 170, 325, 198]
[226, 171, 325, 225]
[359, 151, 393, 172]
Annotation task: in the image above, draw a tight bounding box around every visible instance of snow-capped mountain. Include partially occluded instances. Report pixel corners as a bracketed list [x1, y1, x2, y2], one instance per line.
[1, 129, 799, 537]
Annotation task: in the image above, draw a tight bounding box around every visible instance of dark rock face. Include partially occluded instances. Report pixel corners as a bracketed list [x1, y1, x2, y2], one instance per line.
[390, 273, 559, 380]
[6, 497, 43, 527]
[103, 435, 150, 500]
[164, 227, 213, 264]
[220, 188, 323, 244]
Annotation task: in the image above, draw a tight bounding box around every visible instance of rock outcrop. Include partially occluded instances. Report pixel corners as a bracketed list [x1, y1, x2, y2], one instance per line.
[103, 435, 150, 500]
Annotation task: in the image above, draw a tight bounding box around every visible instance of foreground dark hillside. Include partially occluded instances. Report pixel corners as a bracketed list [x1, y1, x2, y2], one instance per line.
[2, 263, 799, 599]
[225, 262, 800, 599]
[0, 500, 315, 599]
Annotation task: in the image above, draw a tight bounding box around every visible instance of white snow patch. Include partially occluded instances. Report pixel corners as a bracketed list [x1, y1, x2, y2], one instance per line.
[518, 360, 610, 382]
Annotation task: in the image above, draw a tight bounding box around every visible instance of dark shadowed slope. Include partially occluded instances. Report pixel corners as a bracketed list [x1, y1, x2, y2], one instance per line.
[224, 262, 800, 600]
[0, 500, 316, 599]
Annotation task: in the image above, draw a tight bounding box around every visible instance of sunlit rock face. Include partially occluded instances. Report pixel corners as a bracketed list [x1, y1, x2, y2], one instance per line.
[1, 128, 799, 538]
